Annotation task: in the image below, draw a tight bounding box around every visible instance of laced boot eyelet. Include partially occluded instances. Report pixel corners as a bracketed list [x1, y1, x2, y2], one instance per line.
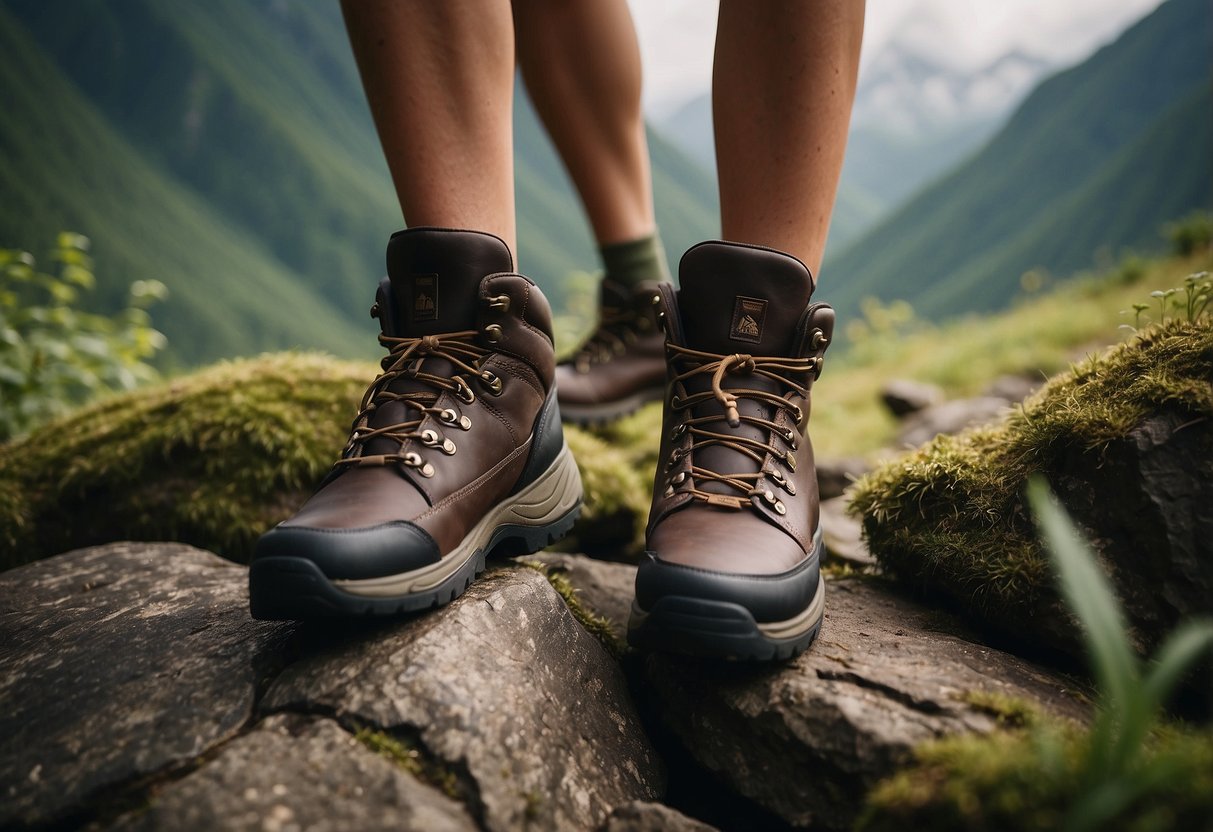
[441, 438, 457, 455]
[454, 379, 476, 404]
[783, 450, 798, 472]
[403, 452, 435, 478]
[484, 324, 503, 343]
[487, 294, 511, 312]
[669, 423, 686, 441]
[671, 472, 687, 485]
[479, 370, 503, 395]
[757, 488, 787, 515]
[439, 408, 472, 430]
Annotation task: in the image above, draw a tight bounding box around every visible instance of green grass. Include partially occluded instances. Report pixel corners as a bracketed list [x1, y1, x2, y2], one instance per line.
[811, 248, 1213, 458]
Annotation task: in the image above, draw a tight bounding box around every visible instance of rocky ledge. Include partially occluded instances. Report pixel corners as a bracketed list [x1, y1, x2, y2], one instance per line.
[1, 542, 1090, 831]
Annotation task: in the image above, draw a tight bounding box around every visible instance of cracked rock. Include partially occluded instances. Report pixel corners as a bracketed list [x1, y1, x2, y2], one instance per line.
[637, 578, 1087, 831]
[526, 552, 638, 642]
[0, 543, 293, 830]
[108, 714, 477, 832]
[261, 567, 663, 832]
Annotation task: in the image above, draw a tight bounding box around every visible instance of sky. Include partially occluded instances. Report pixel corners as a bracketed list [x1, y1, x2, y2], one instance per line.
[627, 0, 1167, 116]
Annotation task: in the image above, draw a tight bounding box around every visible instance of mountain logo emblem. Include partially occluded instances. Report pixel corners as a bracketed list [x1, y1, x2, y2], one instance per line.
[412, 274, 439, 322]
[730, 295, 767, 344]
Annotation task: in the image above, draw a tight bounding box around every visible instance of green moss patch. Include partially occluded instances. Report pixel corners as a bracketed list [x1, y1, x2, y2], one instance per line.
[0, 352, 653, 569]
[858, 723, 1213, 831]
[849, 320, 1213, 651]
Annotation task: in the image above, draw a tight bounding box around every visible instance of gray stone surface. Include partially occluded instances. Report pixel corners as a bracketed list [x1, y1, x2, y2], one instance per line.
[108, 714, 477, 832]
[879, 379, 944, 418]
[1053, 407, 1213, 654]
[0, 545, 662, 832]
[819, 496, 876, 568]
[897, 396, 1011, 448]
[600, 800, 719, 832]
[262, 567, 663, 832]
[639, 578, 1087, 831]
[815, 456, 872, 501]
[983, 374, 1042, 404]
[527, 551, 638, 641]
[0, 543, 292, 829]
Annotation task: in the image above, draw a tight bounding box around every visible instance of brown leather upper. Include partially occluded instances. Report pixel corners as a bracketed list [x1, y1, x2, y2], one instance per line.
[282, 228, 557, 555]
[555, 279, 667, 407]
[646, 241, 834, 575]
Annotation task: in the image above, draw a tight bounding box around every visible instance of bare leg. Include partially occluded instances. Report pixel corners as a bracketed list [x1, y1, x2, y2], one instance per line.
[514, 0, 655, 246]
[713, 0, 864, 276]
[340, 0, 518, 254]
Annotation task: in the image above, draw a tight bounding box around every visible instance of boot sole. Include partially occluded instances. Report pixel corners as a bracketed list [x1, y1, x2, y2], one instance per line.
[559, 385, 666, 427]
[626, 569, 825, 662]
[249, 442, 583, 619]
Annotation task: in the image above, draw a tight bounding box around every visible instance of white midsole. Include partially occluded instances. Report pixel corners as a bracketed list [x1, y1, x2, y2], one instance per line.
[332, 442, 582, 598]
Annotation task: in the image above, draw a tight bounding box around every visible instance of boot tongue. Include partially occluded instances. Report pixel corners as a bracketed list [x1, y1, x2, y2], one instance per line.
[677, 241, 814, 356]
[385, 227, 514, 337]
[675, 241, 815, 501]
[358, 228, 512, 463]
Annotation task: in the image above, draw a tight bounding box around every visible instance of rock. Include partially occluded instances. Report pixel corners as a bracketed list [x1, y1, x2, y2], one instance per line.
[1052, 408, 1213, 653]
[0, 544, 662, 831]
[639, 578, 1086, 831]
[897, 397, 1010, 448]
[0, 543, 293, 829]
[815, 456, 872, 500]
[261, 567, 663, 832]
[527, 552, 638, 642]
[819, 497, 876, 567]
[600, 801, 719, 832]
[109, 714, 478, 832]
[879, 379, 943, 418]
[983, 374, 1042, 404]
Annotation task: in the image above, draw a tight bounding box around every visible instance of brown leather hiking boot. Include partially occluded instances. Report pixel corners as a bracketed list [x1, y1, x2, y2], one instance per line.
[627, 241, 835, 660]
[250, 227, 583, 619]
[554, 279, 667, 425]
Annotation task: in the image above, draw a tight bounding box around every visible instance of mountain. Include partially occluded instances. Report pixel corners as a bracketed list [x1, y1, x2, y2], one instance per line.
[653, 44, 1053, 255]
[825, 0, 1213, 323]
[0, 5, 368, 363]
[0, 0, 717, 364]
[842, 47, 1053, 211]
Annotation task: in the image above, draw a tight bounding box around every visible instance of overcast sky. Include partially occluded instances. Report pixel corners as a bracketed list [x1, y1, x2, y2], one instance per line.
[628, 0, 1167, 116]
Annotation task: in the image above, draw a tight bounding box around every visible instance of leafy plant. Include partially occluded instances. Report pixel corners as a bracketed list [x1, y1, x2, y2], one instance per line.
[1025, 476, 1213, 832]
[1166, 212, 1213, 257]
[0, 233, 167, 441]
[1124, 271, 1211, 329]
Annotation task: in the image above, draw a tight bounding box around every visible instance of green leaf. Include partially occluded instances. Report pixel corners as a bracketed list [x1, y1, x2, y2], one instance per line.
[1140, 621, 1213, 717]
[1025, 477, 1139, 713]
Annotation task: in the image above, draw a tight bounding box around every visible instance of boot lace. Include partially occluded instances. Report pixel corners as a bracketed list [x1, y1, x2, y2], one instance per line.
[570, 303, 654, 373]
[663, 344, 816, 514]
[333, 330, 495, 478]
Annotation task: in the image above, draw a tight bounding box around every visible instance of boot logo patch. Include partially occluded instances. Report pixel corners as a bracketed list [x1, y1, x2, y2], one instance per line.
[730, 295, 767, 344]
[412, 274, 438, 322]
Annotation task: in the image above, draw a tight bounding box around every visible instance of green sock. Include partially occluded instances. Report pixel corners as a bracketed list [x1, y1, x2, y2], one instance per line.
[599, 233, 671, 288]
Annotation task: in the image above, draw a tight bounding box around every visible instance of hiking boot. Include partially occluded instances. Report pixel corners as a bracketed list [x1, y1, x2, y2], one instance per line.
[555, 279, 667, 425]
[250, 227, 583, 619]
[627, 241, 835, 660]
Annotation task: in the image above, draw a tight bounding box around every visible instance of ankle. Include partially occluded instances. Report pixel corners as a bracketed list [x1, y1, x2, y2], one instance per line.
[599, 233, 672, 288]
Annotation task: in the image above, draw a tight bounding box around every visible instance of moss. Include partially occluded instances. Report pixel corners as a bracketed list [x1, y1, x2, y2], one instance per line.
[353, 726, 462, 800]
[849, 320, 1213, 649]
[958, 691, 1044, 729]
[563, 425, 650, 557]
[857, 723, 1213, 832]
[520, 560, 626, 659]
[0, 352, 654, 569]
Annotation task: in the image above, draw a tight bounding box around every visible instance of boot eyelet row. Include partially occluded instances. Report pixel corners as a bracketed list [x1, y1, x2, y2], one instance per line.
[768, 470, 797, 496]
